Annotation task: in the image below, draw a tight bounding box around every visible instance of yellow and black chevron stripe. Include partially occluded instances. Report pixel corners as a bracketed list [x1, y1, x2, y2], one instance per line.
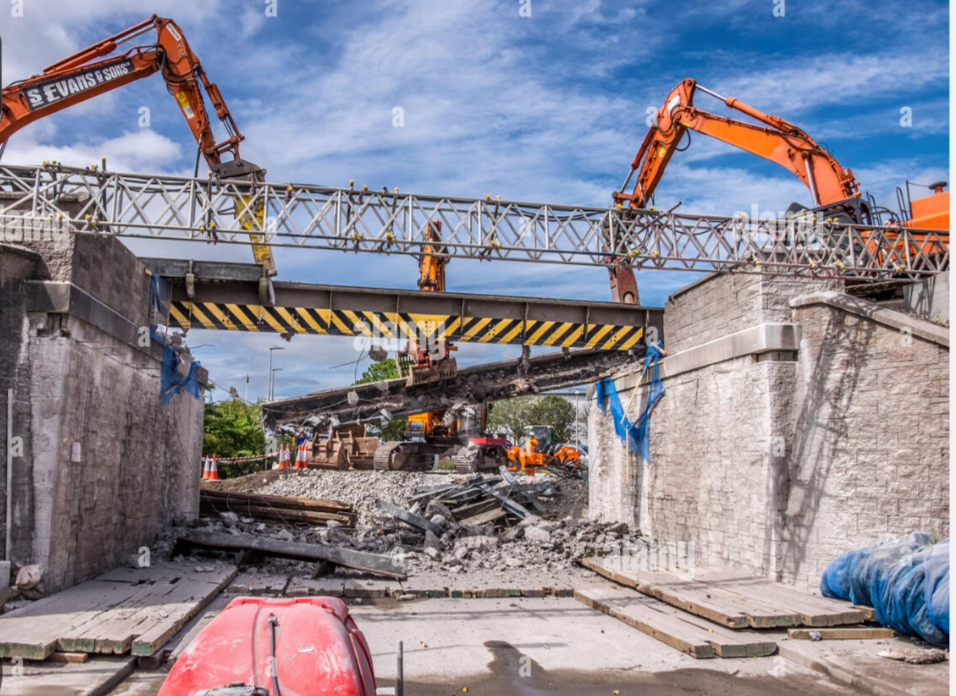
[167, 301, 645, 351]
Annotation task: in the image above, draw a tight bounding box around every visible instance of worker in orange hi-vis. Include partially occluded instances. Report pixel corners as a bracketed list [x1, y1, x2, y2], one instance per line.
[525, 434, 538, 454]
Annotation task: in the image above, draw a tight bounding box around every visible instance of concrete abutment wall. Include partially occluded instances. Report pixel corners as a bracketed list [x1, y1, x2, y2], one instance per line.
[1, 226, 204, 593]
[588, 273, 949, 590]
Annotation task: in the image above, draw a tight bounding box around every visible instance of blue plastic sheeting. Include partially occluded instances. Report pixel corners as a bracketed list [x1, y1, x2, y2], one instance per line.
[595, 344, 665, 460]
[160, 345, 203, 405]
[820, 533, 949, 647]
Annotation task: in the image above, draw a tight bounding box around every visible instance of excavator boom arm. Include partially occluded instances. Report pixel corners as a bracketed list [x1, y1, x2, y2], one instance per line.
[1, 15, 276, 275]
[614, 78, 861, 210]
[1, 15, 241, 171]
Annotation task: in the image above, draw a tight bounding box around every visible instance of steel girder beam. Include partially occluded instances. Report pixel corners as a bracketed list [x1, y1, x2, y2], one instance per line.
[0, 163, 947, 278]
[145, 260, 665, 351]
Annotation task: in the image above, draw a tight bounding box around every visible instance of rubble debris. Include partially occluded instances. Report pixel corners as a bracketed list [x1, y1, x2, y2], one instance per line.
[167, 468, 622, 584]
[200, 488, 356, 527]
[174, 530, 406, 579]
[375, 499, 442, 535]
[877, 648, 949, 665]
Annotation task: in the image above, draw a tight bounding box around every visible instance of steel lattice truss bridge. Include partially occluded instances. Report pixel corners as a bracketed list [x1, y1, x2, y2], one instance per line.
[0, 163, 948, 279]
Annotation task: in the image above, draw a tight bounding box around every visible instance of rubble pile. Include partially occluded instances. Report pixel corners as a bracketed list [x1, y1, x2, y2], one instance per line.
[210, 467, 633, 578]
[174, 467, 634, 581]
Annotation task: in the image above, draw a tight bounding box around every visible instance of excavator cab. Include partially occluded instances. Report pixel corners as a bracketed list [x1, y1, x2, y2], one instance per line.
[519, 425, 554, 453]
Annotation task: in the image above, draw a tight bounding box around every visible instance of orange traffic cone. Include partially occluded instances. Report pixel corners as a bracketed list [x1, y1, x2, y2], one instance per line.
[201, 457, 210, 480]
[294, 444, 306, 469]
[278, 444, 290, 470]
[207, 454, 220, 481]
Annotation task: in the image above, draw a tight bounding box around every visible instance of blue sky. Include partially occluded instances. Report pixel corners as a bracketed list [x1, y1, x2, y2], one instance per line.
[3, 0, 948, 400]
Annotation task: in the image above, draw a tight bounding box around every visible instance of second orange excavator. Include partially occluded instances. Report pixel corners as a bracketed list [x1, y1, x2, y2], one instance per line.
[606, 78, 948, 303]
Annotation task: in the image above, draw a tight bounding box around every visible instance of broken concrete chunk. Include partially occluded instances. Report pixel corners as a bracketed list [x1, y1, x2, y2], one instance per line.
[425, 500, 455, 522]
[219, 512, 240, 527]
[424, 530, 441, 552]
[524, 526, 551, 543]
[456, 535, 499, 551]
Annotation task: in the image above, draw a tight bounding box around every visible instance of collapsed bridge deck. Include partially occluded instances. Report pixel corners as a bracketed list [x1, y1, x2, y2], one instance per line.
[261, 347, 638, 429]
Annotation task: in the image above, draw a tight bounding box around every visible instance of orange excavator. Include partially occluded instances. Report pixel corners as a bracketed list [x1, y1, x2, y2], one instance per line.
[607, 78, 948, 302]
[0, 14, 275, 274]
[372, 221, 508, 472]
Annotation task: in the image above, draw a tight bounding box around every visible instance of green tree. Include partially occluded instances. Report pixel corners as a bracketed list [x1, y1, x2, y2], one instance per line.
[203, 399, 267, 477]
[356, 359, 407, 441]
[487, 395, 575, 443]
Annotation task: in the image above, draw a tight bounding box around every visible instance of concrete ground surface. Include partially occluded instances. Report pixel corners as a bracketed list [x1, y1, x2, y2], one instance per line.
[4, 597, 947, 696]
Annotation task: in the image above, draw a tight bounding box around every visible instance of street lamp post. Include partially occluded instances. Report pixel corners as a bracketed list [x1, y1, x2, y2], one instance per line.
[271, 368, 283, 400]
[268, 346, 285, 400]
[575, 389, 583, 449]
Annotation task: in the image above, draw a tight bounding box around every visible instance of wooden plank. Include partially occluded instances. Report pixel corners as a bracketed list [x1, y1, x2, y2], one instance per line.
[45, 652, 89, 664]
[0, 563, 237, 660]
[201, 488, 353, 513]
[788, 627, 895, 641]
[692, 569, 866, 626]
[59, 581, 182, 654]
[584, 557, 858, 629]
[450, 498, 499, 521]
[583, 557, 749, 628]
[130, 565, 238, 657]
[200, 502, 354, 526]
[576, 583, 777, 658]
[0, 580, 143, 659]
[458, 507, 508, 527]
[179, 530, 406, 579]
[61, 564, 238, 655]
[575, 585, 715, 659]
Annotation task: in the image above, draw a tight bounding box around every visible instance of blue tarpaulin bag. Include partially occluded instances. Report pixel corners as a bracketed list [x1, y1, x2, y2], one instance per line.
[821, 533, 948, 647]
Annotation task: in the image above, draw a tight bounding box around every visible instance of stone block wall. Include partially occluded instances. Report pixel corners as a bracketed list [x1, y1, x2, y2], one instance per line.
[1, 232, 204, 592]
[781, 301, 949, 588]
[588, 272, 949, 589]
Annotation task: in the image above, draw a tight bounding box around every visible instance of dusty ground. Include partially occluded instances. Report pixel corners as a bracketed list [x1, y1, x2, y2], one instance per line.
[101, 597, 873, 696]
[18, 471, 942, 696]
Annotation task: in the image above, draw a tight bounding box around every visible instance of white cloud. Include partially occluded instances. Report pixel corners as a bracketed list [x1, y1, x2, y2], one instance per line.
[3, 0, 224, 82]
[4, 128, 182, 172]
[239, 3, 267, 39]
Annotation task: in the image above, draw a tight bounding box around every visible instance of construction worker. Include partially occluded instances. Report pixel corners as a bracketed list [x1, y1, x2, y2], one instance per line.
[525, 433, 538, 454]
[294, 429, 309, 449]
